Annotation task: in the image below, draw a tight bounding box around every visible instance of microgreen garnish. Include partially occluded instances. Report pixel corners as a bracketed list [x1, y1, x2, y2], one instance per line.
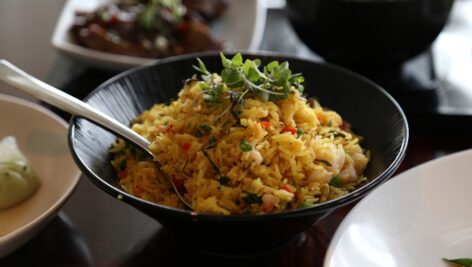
[443, 258, 472, 267]
[193, 52, 305, 109]
[239, 139, 253, 152]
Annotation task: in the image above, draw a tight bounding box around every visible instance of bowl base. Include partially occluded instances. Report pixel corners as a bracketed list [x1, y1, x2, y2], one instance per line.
[180, 231, 308, 258]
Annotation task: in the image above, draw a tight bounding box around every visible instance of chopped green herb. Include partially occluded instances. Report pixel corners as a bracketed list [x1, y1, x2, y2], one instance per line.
[207, 136, 217, 148]
[219, 175, 230, 185]
[443, 258, 472, 267]
[199, 124, 212, 132]
[329, 175, 342, 188]
[239, 139, 253, 152]
[297, 128, 303, 137]
[244, 193, 262, 205]
[195, 124, 212, 137]
[300, 202, 314, 209]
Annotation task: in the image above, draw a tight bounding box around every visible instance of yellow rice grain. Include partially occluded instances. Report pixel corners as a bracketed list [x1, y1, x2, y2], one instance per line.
[111, 78, 369, 215]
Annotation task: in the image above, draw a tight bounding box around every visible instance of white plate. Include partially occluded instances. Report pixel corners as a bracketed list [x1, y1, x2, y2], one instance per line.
[0, 94, 81, 258]
[324, 149, 472, 267]
[51, 0, 267, 70]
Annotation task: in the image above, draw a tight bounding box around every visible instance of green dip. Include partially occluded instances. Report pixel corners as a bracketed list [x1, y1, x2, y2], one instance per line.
[0, 136, 40, 210]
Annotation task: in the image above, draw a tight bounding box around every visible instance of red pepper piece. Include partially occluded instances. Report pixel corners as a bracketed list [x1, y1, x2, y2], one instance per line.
[260, 121, 271, 129]
[118, 170, 127, 179]
[282, 126, 297, 135]
[182, 142, 191, 152]
[280, 185, 293, 193]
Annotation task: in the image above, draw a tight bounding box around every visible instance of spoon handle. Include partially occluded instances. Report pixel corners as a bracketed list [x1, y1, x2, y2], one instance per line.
[0, 59, 151, 154]
[0, 60, 192, 208]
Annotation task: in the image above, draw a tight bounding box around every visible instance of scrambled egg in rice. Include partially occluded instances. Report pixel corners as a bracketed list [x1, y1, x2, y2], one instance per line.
[110, 54, 369, 215]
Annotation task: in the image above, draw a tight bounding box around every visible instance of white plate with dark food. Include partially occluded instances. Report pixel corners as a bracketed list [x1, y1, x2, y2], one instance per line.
[52, 0, 267, 70]
[324, 149, 472, 267]
[0, 94, 81, 258]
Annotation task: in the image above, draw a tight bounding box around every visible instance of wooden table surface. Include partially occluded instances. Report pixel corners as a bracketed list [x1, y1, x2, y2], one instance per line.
[1, 2, 471, 267]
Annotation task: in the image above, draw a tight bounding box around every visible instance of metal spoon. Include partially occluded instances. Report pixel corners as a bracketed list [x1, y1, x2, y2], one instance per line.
[0, 59, 192, 208]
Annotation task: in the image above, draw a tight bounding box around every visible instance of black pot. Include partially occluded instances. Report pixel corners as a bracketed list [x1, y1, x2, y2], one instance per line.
[68, 52, 408, 255]
[286, 0, 454, 69]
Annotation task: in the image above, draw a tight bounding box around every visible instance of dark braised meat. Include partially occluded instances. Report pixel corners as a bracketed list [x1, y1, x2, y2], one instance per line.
[70, 0, 227, 58]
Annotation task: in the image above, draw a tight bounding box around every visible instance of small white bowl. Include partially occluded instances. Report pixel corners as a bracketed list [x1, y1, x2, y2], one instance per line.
[51, 0, 267, 70]
[0, 94, 81, 258]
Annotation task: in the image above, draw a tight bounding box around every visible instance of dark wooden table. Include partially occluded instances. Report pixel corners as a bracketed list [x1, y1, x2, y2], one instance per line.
[1, 7, 472, 267]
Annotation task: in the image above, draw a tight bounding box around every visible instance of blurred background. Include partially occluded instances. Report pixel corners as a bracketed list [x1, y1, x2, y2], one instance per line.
[2, 0, 472, 128]
[0, 0, 64, 100]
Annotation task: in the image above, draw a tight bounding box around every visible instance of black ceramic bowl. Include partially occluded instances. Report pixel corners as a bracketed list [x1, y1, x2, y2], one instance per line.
[68, 52, 408, 255]
[286, 0, 454, 68]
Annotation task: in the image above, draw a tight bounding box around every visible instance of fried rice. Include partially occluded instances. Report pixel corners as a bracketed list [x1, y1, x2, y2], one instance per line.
[110, 62, 369, 215]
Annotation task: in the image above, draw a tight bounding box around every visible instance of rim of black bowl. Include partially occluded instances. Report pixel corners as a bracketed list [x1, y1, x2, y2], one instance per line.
[68, 50, 409, 222]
